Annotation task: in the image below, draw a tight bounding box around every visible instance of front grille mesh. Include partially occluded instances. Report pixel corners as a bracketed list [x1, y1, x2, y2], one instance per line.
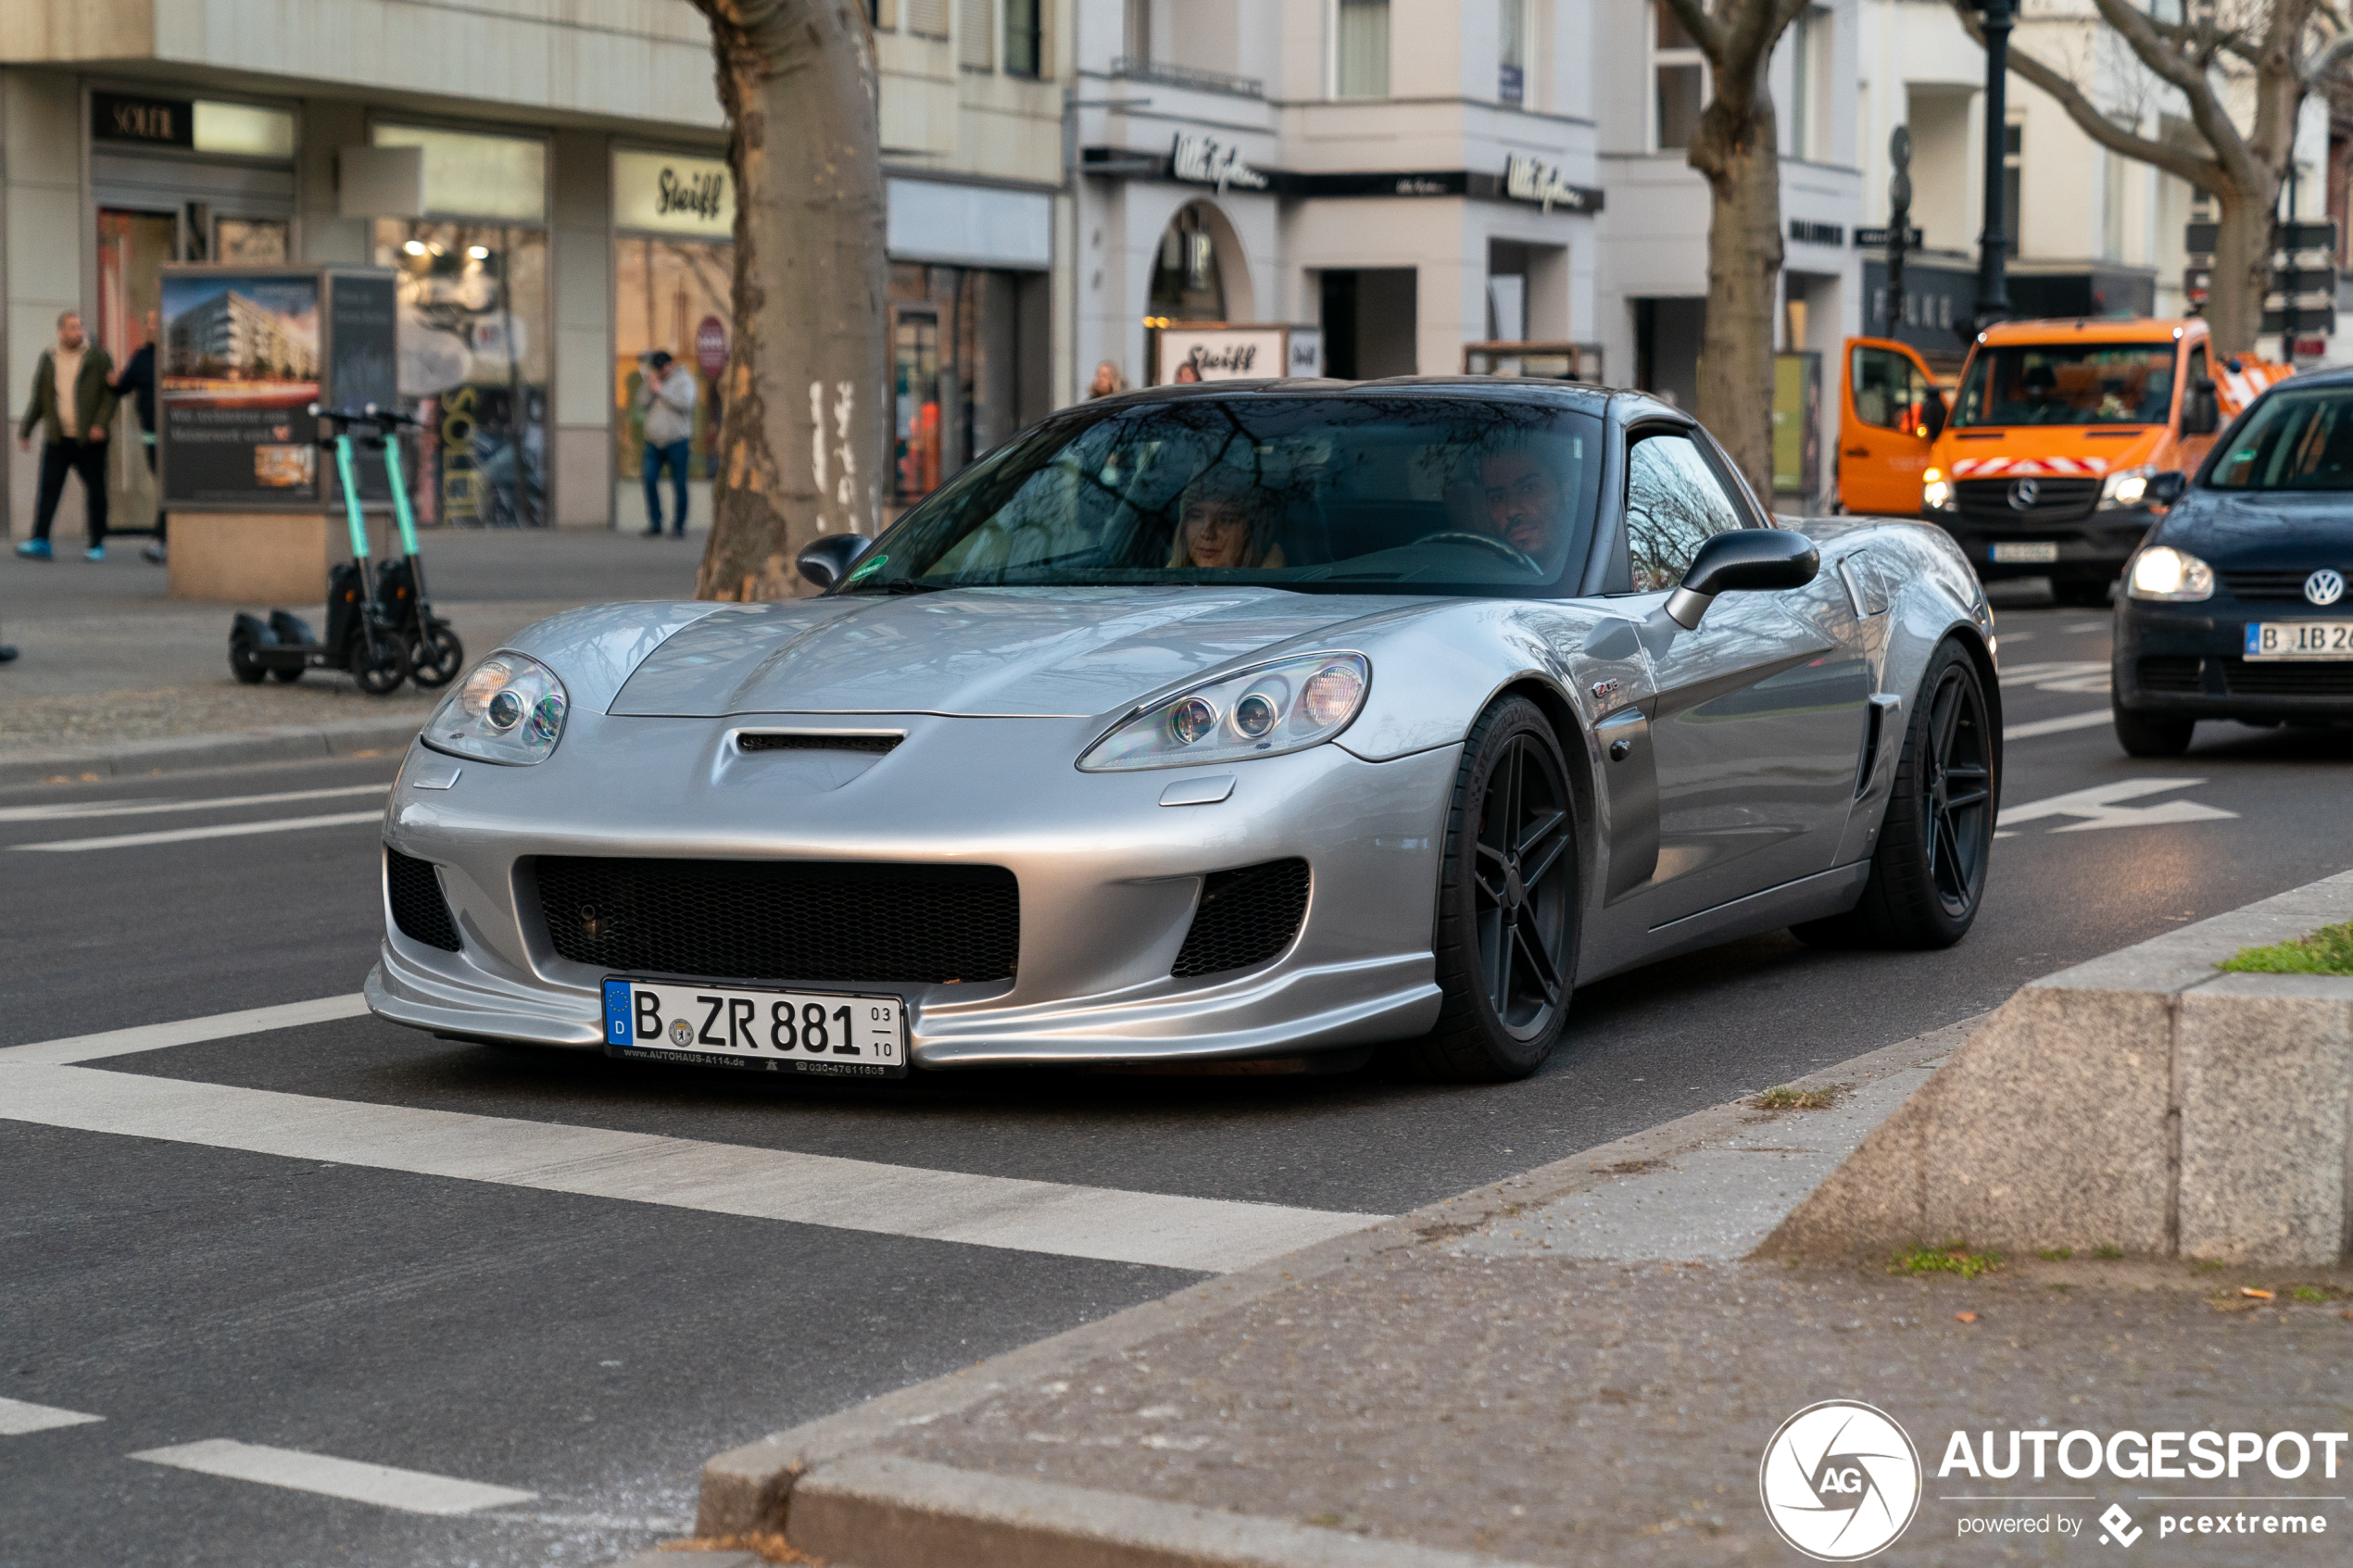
[535, 857, 1019, 985]
[2220, 659, 2353, 696]
[1954, 477, 2099, 526]
[2219, 569, 2346, 604]
[1172, 859, 1311, 979]
[2137, 656, 2205, 695]
[385, 848, 462, 952]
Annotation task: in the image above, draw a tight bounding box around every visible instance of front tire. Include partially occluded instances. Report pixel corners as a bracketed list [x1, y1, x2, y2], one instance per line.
[409, 623, 465, 689]
[1795, 640, 1994, 950]
[1398, 696, 1578, 1083]
[2112, 702, 2194, 758]
[349, 635, 411, 696]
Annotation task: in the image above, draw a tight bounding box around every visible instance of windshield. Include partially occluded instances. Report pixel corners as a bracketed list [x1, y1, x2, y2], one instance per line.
[840, 395, 1603, 596]
[1953, 342, 2179, 427]
[2206, 388, 2353, 490]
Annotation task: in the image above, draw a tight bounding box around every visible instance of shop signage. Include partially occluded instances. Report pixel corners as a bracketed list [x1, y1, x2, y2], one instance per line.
[1154, 324, 1320, 383]
[1170, 133, 1269, 194]
[614, 149, 735, 237]
[93, 92, 194, 149]
[1502, 154, 1599, 215]
[696, 315, 729, 380]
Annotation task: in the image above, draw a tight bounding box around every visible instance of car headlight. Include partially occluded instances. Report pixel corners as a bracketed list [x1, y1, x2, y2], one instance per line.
[1922, 469, 1954, 512]
[423, 652, 569, 764]
[1078, 653, 1370, 772]
[2099, 464, 2158, 510]
[2127, 546, 2215, 601]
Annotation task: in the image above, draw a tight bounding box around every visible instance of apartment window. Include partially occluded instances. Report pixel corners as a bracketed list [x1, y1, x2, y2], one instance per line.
[1654, 4, 1705, 152]
[1788, 7, 1831, 160]
[1499, 0, 1526, 106]
[868, 0, 898, 28]
[1335, 0, 1390, 99]
[960, 0, 992, 69]
[2002, 119, 2023, 257]
[2103, 150, 2127, 261]
[1005, 0, 1040, 76]
[1126, 0, 1151, 64]
[907, 0, 949, 37]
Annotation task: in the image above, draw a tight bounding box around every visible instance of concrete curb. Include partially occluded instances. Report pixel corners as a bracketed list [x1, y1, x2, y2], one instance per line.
[685, 1014, 1978, 1561]
[1763, 868, 2353, 1267]
[0, 717, 421, 786]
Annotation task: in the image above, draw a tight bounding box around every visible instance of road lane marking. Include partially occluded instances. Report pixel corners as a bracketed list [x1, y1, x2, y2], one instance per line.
[9, 809, 383, 852]
[1995, 659, 2110, 694]
[1995, 777, 2237, 835]
[2004, 709, 2113, 741]
[0, 1398, 104, 1436]
[0, 1063, 1383, 1274]
[0, 784, 385, 825]
[129, 1439, 536, 1516]
[0, 995, 372, 1066]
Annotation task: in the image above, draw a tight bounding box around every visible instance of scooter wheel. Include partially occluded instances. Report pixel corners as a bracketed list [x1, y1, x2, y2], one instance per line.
[230, 634, 269, 684]
[409, 625, 466, 689]
[350, 637, 412, 696]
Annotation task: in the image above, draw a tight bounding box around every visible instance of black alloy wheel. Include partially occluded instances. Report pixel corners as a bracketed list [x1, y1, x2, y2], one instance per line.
[409, 623, 466, 689]
[229, 633, 268, 685]
[349, 633, 411, 696]
[1403, 696, 1579, 1082]
[1796, 639, 1994, 949]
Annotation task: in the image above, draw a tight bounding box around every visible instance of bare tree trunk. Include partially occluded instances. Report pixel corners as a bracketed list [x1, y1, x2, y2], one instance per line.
[688, 0, 887, 601]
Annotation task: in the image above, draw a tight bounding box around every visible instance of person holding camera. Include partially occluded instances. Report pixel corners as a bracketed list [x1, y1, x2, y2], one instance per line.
[636, 350, 697, 537]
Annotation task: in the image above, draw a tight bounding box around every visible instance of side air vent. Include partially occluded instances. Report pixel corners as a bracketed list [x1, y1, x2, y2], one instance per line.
[736, 733, 902, 755]
[2137, 656, 2204, 695]
[385, 847, 463, 952]
[1172, 859, 1311, 979]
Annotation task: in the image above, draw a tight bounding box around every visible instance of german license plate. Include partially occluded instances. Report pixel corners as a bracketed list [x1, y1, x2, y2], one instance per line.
[1990, 542, 2059, 564]
[2245, 621, 2353, 660]
[601, 976, 908, 1077]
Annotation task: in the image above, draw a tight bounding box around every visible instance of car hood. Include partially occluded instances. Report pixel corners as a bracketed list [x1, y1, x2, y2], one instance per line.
[2157, 488, 2353, 567]
[605, 586, 1407, 718]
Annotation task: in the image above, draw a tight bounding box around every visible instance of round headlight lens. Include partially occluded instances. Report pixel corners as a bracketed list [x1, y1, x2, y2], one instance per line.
[1168, 696, 1219, 746]
[1233, 691, 1279, 738]
[486, 688, 524, 732]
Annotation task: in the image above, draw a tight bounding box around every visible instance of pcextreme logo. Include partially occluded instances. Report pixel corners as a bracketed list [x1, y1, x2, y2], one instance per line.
[1760, 1400, 1924, 1561]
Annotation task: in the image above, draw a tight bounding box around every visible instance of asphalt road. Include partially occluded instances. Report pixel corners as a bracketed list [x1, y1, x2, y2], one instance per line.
[3, 602, 2347, 1566]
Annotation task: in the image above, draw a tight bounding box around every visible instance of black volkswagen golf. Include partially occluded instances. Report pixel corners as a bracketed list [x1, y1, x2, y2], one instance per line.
[2113, 367, 2353, 756]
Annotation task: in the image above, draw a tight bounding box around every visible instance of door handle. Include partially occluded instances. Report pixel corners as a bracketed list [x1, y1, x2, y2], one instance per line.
[1843, 446, 1869, 458]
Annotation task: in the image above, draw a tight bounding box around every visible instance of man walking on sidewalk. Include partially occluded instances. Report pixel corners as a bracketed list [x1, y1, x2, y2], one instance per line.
[15, 310, 117, 561]
[637, 350, 696, 537]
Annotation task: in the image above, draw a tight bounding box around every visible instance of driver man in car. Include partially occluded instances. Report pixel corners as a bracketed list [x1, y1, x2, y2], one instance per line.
[1478, 441, 1569, 559]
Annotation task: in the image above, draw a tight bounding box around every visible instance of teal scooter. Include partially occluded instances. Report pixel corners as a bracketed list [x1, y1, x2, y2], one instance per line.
[227, 405, 410, 694]
[358, 404, 465, 688]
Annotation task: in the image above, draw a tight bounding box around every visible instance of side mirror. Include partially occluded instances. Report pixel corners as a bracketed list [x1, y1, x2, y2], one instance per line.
[2145, 470, 2189, 508]
[1666, 529, 1820, 631]
[2181, 383, 2220, 436]
[1919, 393, 1948, 441]
[796, 533, 876, 591]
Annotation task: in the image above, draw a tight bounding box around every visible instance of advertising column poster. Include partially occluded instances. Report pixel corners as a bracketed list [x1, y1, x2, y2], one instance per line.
[158, 267, 323, 508]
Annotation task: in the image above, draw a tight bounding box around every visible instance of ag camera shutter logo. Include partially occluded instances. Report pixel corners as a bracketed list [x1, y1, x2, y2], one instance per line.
[1759, 1400, 1922, 1561]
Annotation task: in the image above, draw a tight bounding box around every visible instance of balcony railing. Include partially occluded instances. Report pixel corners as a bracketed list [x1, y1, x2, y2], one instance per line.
[1108, 56, 1264, 99]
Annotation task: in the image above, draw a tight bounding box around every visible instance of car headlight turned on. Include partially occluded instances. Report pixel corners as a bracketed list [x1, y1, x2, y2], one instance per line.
[2127, 545, 2216, 602]
[2099, 464, 2157, 509]
[1921, 468, 1955, 512]
[424, 652, 569, 764]
[1079, 653, 1369, 771]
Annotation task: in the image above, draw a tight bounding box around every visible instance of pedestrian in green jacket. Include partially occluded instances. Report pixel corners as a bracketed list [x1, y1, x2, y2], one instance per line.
[15, 310, 118, 562]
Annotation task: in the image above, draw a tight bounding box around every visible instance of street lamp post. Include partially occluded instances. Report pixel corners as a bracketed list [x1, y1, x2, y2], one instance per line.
[1972, 0, 2015, 330]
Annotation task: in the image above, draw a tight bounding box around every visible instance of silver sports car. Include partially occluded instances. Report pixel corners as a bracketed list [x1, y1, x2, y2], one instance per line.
[369, 381, 2000, 1083]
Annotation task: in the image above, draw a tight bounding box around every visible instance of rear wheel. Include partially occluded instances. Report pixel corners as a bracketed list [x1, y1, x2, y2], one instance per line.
[1795, 640, 1994, 950]
[1397, 696, 1578, 1083]
[2112, 702, 2195, 758]
[229, 633, 268, 685]
[349, 634, 411, 696]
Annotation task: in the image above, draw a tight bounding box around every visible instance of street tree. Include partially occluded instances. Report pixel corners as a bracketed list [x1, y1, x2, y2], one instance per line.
[1962, 0, 2343, 356]
[686, 0, 887, 600]
[1661, 0, 1813, 500]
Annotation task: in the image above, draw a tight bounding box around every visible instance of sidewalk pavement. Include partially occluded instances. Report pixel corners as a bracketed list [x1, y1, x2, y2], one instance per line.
[654, 1016, 2353, 1568]
[0, 531, 700, 784]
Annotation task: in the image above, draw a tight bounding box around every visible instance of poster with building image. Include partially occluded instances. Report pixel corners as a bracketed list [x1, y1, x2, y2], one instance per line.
[158, 267, 321, 507]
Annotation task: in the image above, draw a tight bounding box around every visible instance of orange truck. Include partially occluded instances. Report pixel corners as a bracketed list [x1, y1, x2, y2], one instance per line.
[1838, 318, 2290, 604]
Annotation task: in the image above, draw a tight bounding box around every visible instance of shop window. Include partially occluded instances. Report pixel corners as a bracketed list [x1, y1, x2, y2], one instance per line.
[615, 236, 735, 529]
[193, 102, 296, 159]
[1005, 0, 1041, 76]
[1149, 207, 1227, 324]
[1499, 0, 1526, 106]
[375, 220, 550, 527]
[372, 124, 547, 223]
[1654, 3, 1705, 152]
[1334, 0, 1390, 99]
[890, 263, 1043, 509]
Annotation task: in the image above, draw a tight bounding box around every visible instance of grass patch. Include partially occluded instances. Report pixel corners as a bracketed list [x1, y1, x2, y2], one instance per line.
[1893, 1242, 2002, 1280]
[1752, 1085, 1839, 1110]
[2039, 1248, 2075, 1261]
[2094, 1245, 2125, 1261]
[2294, 1286, 2327, 1303]
[2196, 1259, 2229, 1273]
[2219, 921, 2353, 976]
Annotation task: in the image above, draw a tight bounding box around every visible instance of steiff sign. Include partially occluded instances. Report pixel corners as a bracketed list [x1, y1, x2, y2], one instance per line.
[1170, 133, 1270, 195]
[613, 150, 735, 238]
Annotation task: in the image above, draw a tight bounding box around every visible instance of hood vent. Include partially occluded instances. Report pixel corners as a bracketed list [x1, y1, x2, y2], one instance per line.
[736, 732, 902, 755]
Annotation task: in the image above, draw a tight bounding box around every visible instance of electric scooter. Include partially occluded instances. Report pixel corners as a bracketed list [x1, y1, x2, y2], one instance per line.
[227, 405, 411, 695]
[358, 403, 464, 688]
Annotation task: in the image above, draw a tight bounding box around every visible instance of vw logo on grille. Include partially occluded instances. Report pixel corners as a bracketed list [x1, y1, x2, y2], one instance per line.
[2007, 477, 2041, 510]
[2306, 568, 2347, 607]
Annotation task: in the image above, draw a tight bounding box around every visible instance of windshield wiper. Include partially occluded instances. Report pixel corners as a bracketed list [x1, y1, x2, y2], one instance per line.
[843, 578, 950, 595]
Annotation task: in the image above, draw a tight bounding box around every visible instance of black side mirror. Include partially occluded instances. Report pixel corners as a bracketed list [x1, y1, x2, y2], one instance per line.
[796, 533, 876, 591]
[2181, 383, 2220, 436]
[2145, 470, 2189, 507]
[1667, 529, 1820, 630]
[1919, 393, 1948, 441]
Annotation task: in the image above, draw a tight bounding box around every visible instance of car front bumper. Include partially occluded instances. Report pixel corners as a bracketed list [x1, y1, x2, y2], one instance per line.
[367, 712, 1455, 1068]
[1923, 505, 2158, 581]
[2113, 600, 2353, 721]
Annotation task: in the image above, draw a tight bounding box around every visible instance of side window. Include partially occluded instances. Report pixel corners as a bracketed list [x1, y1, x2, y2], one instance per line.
[1625, 432, 1747, 592]
[1850, 344, 1926, 432]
